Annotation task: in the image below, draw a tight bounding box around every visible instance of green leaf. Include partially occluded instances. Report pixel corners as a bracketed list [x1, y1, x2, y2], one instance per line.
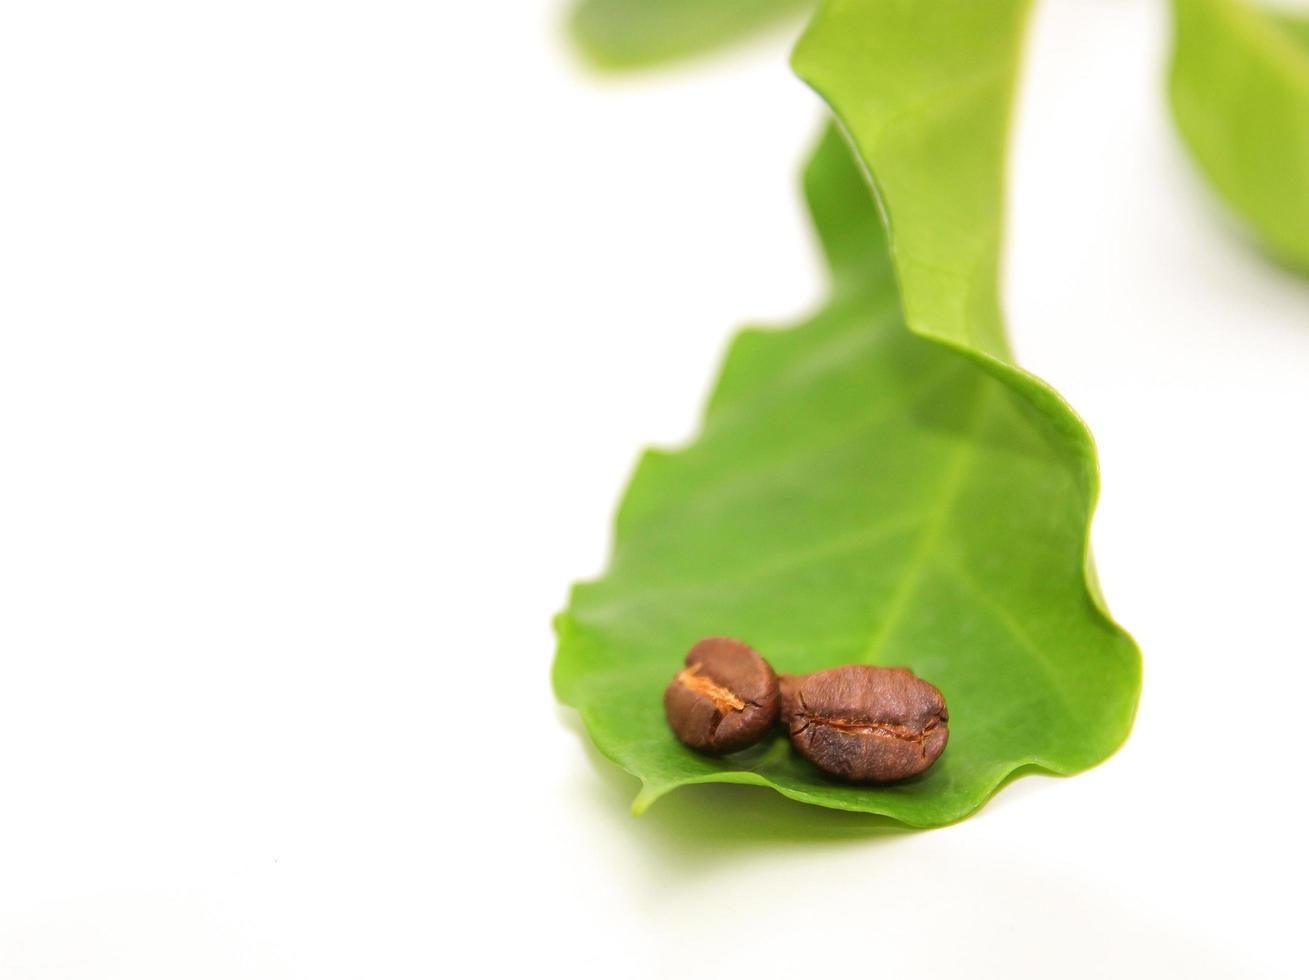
[1169, 0, 1309, 273]
[555, 0, 1140, 827]
[568, 0, 813, 70]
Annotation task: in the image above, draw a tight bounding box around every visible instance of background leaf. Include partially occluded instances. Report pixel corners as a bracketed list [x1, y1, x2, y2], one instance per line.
[1169, 0, 1309, 273]
[555, 0, 1140, 826]
[568, 0, 813, 69]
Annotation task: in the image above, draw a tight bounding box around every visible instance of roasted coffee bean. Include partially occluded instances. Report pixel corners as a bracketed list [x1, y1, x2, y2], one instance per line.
[786, 665, 948, 782]
[664, 637, 779, 753]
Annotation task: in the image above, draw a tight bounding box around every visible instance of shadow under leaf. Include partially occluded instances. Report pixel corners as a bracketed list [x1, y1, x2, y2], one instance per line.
[560, 707, 915, 872]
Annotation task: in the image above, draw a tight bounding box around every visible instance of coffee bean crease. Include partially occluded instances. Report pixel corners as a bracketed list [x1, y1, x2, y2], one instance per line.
[673, 664, 747, 713]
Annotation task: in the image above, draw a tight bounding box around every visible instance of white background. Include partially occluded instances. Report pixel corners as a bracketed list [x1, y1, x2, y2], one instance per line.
[2, 1, 1307, 976]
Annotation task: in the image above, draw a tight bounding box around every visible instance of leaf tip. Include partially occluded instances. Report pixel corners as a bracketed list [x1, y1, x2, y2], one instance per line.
[631, 782, 666, 816]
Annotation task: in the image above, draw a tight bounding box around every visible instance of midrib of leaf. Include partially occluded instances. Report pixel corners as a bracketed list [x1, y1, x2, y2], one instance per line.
[857, 386, 984, 665]
[793, 0, 1112, 607]
[791, 1, 1109, 686]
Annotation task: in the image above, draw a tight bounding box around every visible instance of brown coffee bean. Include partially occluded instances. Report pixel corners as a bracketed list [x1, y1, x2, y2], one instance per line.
[786, 665, 948, 782]
[664, 637, 779, 753]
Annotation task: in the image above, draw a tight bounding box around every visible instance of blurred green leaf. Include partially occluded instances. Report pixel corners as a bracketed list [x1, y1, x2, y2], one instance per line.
[1169, 0, 1309, 273]
[555, 0, 1139, 826]
[1272, 7, 1309, 47]
[568, 0, 812, 69]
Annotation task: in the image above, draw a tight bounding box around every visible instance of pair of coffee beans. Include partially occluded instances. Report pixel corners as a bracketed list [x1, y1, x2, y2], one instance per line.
[663, 637, 949, 783]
